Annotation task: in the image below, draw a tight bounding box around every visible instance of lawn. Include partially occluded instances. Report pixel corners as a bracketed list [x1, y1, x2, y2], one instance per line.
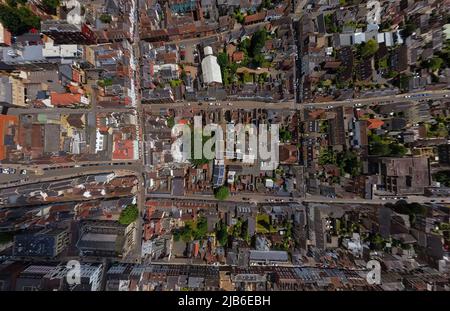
[256, 214, 277, 234]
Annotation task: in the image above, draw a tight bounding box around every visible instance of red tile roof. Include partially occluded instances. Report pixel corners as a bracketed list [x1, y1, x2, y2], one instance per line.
[232, 51, 245, 62]
[244, 12, 266, 24]
[51, 92, 82, 107]
[112, 139, 135, 160]
[367, 119, 384, 129]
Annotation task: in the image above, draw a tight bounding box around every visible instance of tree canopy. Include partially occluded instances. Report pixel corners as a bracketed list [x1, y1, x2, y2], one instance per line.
[434, 171, 450, 187]
[118, 204, 139, 225]
[215, 220, 228, 246]
[369, 132, 407, 157]
[425, 57, 443, 72]
[250, 28, 268, 58]
[190, 131, 212, 167]
[0, 4, 41, 35]
[360, 39, 379, 58]
[42, 0, 60, 15]
[279, 127, 292, 142]
[214, 186, 230, 201]
[99, 13, 112, 24]
[401, 20, 417, 39]
[177, 217, 208, 242]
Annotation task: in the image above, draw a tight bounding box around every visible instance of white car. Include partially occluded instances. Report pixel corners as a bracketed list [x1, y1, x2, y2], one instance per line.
[2, 168, 10, 174]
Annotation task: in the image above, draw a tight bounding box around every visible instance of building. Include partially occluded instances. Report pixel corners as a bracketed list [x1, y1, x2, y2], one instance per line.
[279, 145, 298, 164]
[13, 228, 69, 258]
[437, 144, 450, 165]
[50, 92, 89, 107]
[76, 219, 135, 258]
[201, 46, 222, 86]
[0, 115, 18, 161]
[244, 12, 267, 25]
[249, 250, 289, 265]
[328, 107, 346, 146]
[378, 157, 431, 195]
[169, 0, 198, 14]
[0, 261, 26, 291]
[14, 263, 103, 291]
[141, 88, 175, 104]
[59, 263, 103, 291]
[41, 20, 97, 44]
[0, 76, 26, 107]
[0, 22, 11, 46]
[213, 159, 225, 187]
[14, 264, 58, 291]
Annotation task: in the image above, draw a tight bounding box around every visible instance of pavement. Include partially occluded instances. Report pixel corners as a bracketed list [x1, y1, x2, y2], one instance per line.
[147, 192, 450, 206]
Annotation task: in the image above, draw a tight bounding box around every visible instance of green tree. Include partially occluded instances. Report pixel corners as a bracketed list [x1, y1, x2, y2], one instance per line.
[397, 73, 411, 91]
[370, 142, 391, 156]
[360, 39, 379, 58]
[339, 150, 361, 177]
[169, 79, 182, 88]
[98, 77, 113, 87]
[193, 216, 208, 240]
[389, 143, 407, 156]
[319, 148, 336, 165]
[180, 70, 187, 80]
[425, 57, 443, 71]
[258, 0, 272, 11]
[233, 9, 245, 24]
[180, 222, 194, 242]
[240, 220, 250, 241]
[324, 14, 341, 33]
[252, 53, 266, 67]
[258, 72, 268, 84]
[99, 13, 112, 24]
[166, 116, 175, 128]
[42, 0, 60, 15]
[239, 38, 251, 56]
[0, 232, 13, 244]
[279, 127, 292, 142]
[118, 204, 139, 225]
[370, 233, 385, 250]
[0, 4, 40, 35]
[401, 20, 417, 39]
[434, 171, 450, 187]
[242, 71, 253, 83]
[217, 52, 229, 69]
[214, 186, 230, 201]
[190, 131, 212, 167]
[215, 221, 228, 246]
[173, 230, 181, 242]
[250, 28, 268, 57]
[6, 0, 17, 7]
